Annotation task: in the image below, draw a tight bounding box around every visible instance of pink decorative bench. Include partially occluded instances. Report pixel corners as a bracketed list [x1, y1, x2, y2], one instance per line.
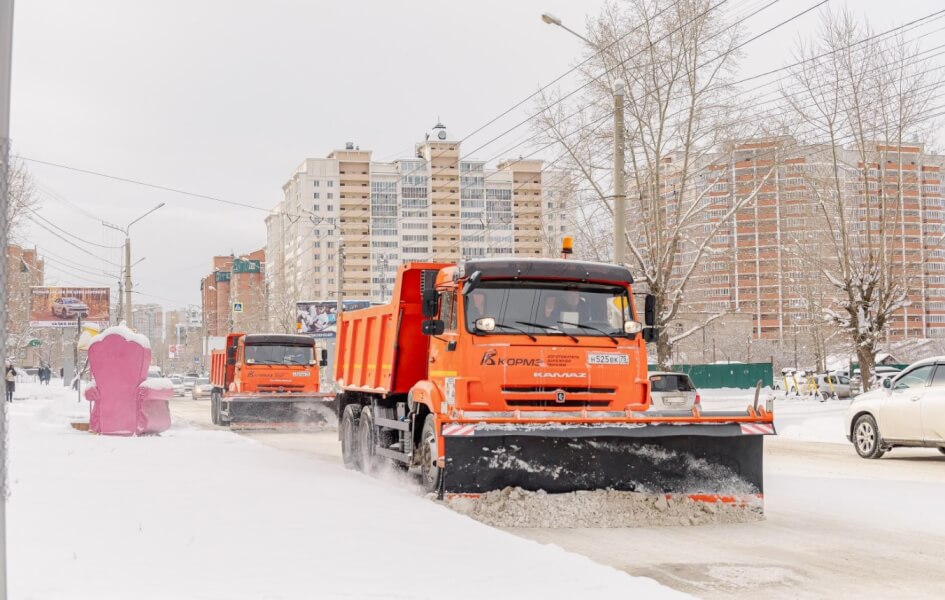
[84, 325, 172, 435]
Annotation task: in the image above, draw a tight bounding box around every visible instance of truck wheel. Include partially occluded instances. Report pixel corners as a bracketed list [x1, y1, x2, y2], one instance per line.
[340, 404, 362, 470]
[210, 392, 220, 425]
[419, 414, 441, 493]
[358, 406, 384, 474]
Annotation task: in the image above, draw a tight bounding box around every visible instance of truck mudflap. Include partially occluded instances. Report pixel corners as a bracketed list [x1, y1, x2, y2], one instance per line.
[439, 420, 774, 500]
[223, 394, 336, 430]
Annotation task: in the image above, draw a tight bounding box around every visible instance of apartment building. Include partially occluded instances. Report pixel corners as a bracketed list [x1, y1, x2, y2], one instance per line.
[199, 249, 267, 337]
[131, 303, 164, 345]
[267, 122, 572, 324]
[670, 136, 945, 343]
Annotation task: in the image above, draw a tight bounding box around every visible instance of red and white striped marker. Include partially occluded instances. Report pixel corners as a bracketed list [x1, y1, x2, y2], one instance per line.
[441, 423, 477, 436]
[740, 423, 775, 435]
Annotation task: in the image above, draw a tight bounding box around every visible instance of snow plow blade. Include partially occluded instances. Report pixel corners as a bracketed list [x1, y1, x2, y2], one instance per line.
[440, 420, 772, 499]
[223, 394, 335, 430]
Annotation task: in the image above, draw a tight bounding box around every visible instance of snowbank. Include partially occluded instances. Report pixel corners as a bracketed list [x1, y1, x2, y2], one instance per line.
[699, 388, 849, 444]
[8, 383, 688, 599]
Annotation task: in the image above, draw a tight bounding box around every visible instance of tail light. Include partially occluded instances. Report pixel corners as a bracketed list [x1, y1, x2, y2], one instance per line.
[694, 393, 701, 405]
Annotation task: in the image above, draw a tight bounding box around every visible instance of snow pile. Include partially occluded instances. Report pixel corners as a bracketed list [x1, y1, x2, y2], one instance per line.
[138, 377, 174, 390]
[9, 383, 687, 599]
[698, 388, 849, 444]
[447, 488, 763, 528]
[88, 322, 151, 349]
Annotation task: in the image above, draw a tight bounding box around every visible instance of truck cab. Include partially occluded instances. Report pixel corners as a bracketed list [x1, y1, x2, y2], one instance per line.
[415, 259, 653, 415]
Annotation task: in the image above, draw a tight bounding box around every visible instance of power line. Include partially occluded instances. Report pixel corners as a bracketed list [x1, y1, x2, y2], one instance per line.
[25, 216, 122, 266]
[25, 206, 123, 249]
[20, 156, 271, 212]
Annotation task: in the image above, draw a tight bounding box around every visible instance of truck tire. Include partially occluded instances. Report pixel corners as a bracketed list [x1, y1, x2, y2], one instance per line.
[340, 404, 362, 470]
[358, 406, 384, 474]
[419, 414, 441, 493]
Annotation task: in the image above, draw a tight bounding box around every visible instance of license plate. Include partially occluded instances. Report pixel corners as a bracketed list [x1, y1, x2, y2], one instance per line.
[664, 396, 685, 405]
[292, 371, 310, 377]
[587, 353, 630, 365]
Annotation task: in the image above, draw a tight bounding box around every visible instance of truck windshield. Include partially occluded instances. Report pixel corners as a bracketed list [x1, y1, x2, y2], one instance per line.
[464, 280, 633, 338]
[245, 344, 314, 365]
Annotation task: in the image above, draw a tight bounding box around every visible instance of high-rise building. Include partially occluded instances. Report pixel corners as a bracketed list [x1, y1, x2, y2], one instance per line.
[131, 303, 164, 346]
[199, 249, 267, 337]
[267, 122, 572, 327]
[667, 137, 945, 346]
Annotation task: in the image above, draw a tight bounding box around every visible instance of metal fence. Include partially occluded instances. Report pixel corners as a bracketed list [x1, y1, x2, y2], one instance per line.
[649, 363, 773, 389]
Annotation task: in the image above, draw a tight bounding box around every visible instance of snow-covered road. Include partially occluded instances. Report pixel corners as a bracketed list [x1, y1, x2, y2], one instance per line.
[171, 390, 945, 599]
[12, 383, 945, 598]
[7, 383, 684, 600]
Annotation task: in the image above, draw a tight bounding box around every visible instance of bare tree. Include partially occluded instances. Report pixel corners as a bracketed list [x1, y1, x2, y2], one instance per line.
[4, 153, 38, 243]
[784, 8, 942, 389]
[536, 0, 782, 367]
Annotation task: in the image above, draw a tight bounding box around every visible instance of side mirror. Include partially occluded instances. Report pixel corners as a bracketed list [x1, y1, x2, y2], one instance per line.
[422, 289, 439, 318]
[642, 327, 659, 343]
[644, 294, 656, 326]
[422, 319, 446, 336]
[882, 377, 892, 389]
[319, 348, 328, 367]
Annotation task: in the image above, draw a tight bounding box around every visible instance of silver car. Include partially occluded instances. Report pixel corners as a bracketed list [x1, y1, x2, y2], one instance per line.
[844, 356, 945, 458]
[649, 371, 700, 411]
[191, 377, 212, 400]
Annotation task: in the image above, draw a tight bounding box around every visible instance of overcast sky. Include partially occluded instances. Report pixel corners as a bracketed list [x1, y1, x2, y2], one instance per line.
[10, 0, 944, 311]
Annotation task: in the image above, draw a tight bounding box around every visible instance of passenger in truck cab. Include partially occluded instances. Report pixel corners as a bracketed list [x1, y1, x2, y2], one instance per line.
[466, 290, 488, 324]
[548, 289, 590, 326]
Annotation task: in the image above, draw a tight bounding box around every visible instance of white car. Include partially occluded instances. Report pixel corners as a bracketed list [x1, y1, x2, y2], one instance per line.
[191, 377, 213, 400]
[649, 371, 700, 411]
[844, 356, 945, 458]
[812, 373, 853, 399]
[169, 375, 185, 397]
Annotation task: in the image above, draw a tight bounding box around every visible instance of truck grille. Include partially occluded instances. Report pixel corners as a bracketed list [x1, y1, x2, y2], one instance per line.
[256, 384, 307, 393]
[501, 386, 616, 394]
[505, 399, 611, 408]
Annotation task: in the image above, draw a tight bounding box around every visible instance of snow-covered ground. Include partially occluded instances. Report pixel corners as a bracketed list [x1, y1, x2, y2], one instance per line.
[699, 387, 850, 444]
[7, 383, 686, 600]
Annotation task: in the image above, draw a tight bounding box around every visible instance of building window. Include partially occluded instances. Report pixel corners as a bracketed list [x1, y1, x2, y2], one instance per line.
[313, 205, 319, 212]
[327, 193, 334, 200]
[314, 181, 320, 187]
[328, 181, 334, 187]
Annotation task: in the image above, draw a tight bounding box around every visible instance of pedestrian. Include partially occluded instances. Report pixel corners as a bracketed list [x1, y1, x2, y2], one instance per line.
[5, 362, 16, 403]
[43, 365, 51, 385]
[59, 366, 64, 379]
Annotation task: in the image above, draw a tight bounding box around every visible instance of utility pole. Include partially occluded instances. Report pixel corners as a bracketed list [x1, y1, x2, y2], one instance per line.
[336, 241, 344, 317]
[124, 237, 132, 325]
[0, 0, 15, 595]
[613, 80, 626, 266]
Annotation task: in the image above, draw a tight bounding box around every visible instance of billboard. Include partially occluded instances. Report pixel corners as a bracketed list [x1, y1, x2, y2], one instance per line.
[296, 300, 371, 338]
[29, 287, 110, 328]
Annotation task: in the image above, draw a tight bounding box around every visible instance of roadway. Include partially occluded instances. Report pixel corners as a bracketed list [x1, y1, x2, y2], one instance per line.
[169, 398, 945, 599]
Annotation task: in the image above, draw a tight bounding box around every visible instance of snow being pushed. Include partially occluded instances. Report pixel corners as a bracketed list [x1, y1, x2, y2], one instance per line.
[447, 487, 763, 528]
[88, 322, 151, 350]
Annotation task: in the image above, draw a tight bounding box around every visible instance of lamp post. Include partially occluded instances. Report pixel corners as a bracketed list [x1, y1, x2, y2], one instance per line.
[103, 203, 164, 324]
[541, 13, 626, 265]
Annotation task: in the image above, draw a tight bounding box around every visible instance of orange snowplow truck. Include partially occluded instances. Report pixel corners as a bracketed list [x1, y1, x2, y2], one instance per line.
[335, 258, 776, 503]
[210, 333, 331, 428]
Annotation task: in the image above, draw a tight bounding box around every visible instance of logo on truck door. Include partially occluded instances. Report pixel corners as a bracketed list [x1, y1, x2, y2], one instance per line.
[480, 349, 544, 367]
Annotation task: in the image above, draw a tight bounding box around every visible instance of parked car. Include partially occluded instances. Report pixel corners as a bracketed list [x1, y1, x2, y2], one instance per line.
[51, 297, 90, 318]
[169, 375, 185, 397]
[191, 377, 212, 400]
[844, 356, 945, 458]
[811, 373, 853, 399]
[648, 371, 700, 411]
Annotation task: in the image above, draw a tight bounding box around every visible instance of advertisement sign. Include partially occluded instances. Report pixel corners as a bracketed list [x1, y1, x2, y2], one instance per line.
[215, 271, 231, 282]
[29, 287, 110, 328]
[296, 300, 371, 338]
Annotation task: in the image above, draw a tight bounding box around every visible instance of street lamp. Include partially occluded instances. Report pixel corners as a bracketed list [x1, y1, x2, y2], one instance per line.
[103, 202, 165, 324]
[541, 13, 626, 265]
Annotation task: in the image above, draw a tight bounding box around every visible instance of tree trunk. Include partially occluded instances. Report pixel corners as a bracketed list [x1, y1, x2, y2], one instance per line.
[857, 342, 874, 392]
